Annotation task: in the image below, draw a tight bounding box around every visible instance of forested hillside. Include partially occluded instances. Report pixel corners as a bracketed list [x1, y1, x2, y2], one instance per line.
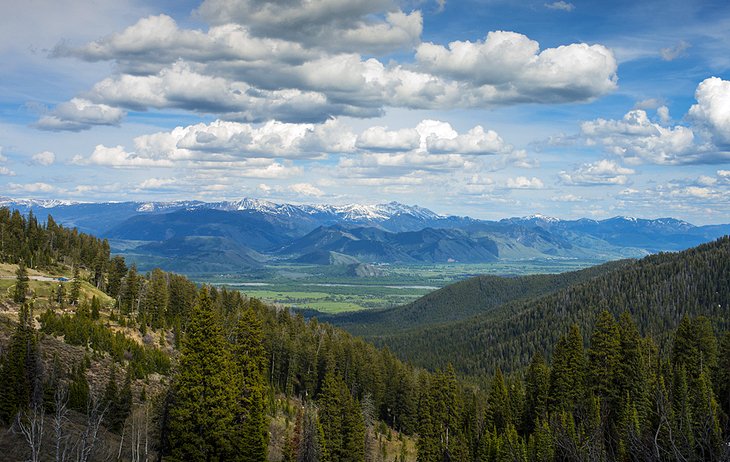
[317, 259, 629, 336]
[1, 208, 728, 461]
[369, 237, 730, 377]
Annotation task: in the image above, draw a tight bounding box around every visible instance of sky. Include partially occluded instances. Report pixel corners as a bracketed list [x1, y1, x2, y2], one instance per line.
[1, 0, 730, 224]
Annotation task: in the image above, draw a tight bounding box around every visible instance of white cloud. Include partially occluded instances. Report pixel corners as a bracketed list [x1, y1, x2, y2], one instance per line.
[581, 109, 697, 164]
[8, 182, 55, 193]
[196, 0, 420, 54]
[289, 182, 325, 197]
[551, 194, 584, 202]
[506, 176, 544, 189]
[0, 166, 14, 176]
[688, 77, 730, 146]
[416, 31, 617, 103]
[31, 151, 56, 166]
[545, 1, 575, 11]
[73, 144, 175, 168]
[35, 98, 125, 131]
[137, 177, 178, 189]
[559, 159, 635, 185]
[660, 40, 690, 61]
[357, 126, 421, 151]
[47, 10, 619, 125]
[425, 125, 509, 155]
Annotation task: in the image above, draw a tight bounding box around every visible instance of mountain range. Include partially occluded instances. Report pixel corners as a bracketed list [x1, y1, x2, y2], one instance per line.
[2, 196, 729, 273]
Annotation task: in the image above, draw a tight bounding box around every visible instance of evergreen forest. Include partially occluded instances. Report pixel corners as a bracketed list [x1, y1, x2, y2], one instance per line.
[0, 208, 729, 461]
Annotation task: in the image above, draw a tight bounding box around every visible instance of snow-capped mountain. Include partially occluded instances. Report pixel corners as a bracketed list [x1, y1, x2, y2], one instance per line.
[2, 196, 728, 273]
[0, 197, 80, 209]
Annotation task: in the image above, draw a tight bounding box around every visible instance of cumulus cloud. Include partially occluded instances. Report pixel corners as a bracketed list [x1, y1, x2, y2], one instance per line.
[289, 182, 325, 197]
[357, 126, 421, 151]
[0, 167, 14, 176]
[545, 1, 575, 11]
[416, 31, 617, 103]
[137, 177, 178, 189]
[31, 151, 56, 166]
[8, 182, 56, 193]
[559, 159, 635, 186]
[581, 109, 697, 164]
[582, 78, 730, 164]
[73, 145, 175, 168]
[688, 77, 730, 146]
[506, 176, 544, 189]
[45, 7, 619, 126]
[35, 98, 125, 131]
[196, 0, 421, 54]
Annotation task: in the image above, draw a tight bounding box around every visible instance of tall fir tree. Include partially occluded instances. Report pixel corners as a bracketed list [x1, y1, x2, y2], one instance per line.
[69, 265, 81, 306]
[232, 307, 269, 461]
[13, 260, 29, 303]
[166, 287, 239, 462]
[486, 367, 510, 433]
[523, 352, 549, 434]
[549, 324, 587, 414]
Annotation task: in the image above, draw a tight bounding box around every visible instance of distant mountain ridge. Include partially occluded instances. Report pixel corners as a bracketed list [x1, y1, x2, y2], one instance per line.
[2, 196, 729, 273]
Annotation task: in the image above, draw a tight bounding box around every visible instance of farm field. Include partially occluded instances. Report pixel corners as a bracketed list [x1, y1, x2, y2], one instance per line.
[198, 259, 602, 313]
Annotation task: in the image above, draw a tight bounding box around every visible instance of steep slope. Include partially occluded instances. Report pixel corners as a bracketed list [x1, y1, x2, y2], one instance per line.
[362, 236, 730, 377]
[105, 208, 294, 252]
[279, 225, 500, 263]
[320, 259, 630, 336]
[128, 236, 265, 273]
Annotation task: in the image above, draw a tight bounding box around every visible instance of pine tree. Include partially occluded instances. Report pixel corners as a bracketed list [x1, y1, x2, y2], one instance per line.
[13, 260, 29, 303]
[90, 295, 101, 320]
[689, 370, 723, 460]
[549, 324, 587, 413]
[166, 287, 239, 462]
[0, 303, 41, 423]
[672, 315, 718, 378]
[232, 308, 269, 461]
[318, 371, 344, 461]
[617, 312, 648, 421]
[106, 255, 127, 300]
[416, 374, 439, 462]
[523, 352, 549, 434]
[145, 268, 169, 329]
[70, 266, 81, 306]
[717, 331, 730, 422]
[486, 367, 510, 433]
[588, 310, 620, 404]
[68, 361, 90, 412]
[527, 419, 555, 462]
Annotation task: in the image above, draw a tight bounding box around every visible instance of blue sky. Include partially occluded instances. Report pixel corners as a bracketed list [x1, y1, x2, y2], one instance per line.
[1, 0, 730, 223]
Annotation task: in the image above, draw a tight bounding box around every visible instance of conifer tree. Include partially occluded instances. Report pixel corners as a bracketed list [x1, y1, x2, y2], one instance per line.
[318, 371, 357, 462]
[416, 374, 439, 462]
[523, 352, 549, 434]
[588, 310, 620, 405]
[0, 303, 41, 423]
[70, 266, 81, 306]
[233, 307, 269, 461]
[90, 295, 101, 320]
[717, 331, 730, 421]
[486, 367, 510, 433]
[106, 255, 127, 300]
[68, 361, 90, 412]
[549, 324, 587, 413]
[689, 370, 723, 460]
[527, 419, 555, 462]
[166, 287, 239, 462]
[13, 260, 29, 303]
[616, 312, 648, 420]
